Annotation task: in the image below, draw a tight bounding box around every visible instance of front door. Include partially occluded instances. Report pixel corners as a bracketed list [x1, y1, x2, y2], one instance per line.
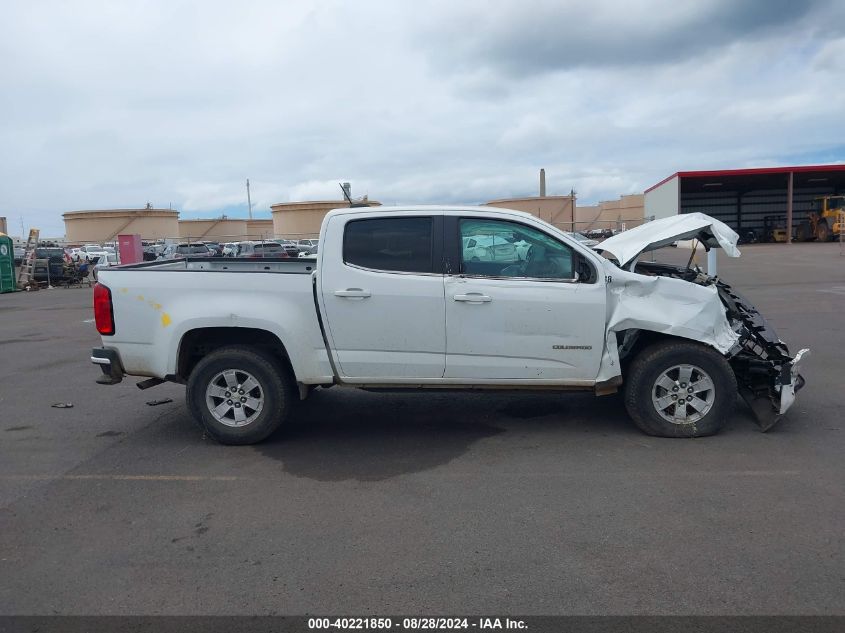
[444, 217, 606, 382]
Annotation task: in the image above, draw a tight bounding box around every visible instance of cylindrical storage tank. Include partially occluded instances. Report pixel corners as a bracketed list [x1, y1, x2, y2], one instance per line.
[177, 219, 248, 242]
[271, 200, 381, 239]
[63, 209, 179, 243]
[245, 219, 274, 240]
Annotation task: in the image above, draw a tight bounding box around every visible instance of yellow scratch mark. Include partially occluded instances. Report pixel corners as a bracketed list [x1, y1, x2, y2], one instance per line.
[119, 288, 128, 294]
[148, 301, 162, 311]
[161, 312, 172, 327]
[136, 295, 145, 301]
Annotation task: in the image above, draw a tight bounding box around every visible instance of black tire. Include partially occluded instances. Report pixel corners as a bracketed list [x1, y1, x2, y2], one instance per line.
[624, 340, 736, 438]
[186, 346, 294, 445]
[815, 220, 830, 242]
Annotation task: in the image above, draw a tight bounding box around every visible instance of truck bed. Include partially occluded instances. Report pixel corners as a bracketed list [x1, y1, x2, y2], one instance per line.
[95, 257, 333, 383]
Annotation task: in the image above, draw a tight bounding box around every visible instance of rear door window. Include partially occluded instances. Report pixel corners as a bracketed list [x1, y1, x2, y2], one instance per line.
[343, 217, 434, 273]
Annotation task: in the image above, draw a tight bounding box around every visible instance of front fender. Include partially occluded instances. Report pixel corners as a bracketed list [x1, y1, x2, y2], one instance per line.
[595, 269, 739, 382]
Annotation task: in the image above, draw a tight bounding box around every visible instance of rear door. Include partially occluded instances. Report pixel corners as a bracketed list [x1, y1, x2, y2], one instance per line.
[319, 213, 446, 380]
[444, 216, 606, 382]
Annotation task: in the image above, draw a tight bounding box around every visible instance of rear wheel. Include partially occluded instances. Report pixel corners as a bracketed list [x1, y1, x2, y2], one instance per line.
[186, 346, 293, 445]
[624, 341, 736, 437]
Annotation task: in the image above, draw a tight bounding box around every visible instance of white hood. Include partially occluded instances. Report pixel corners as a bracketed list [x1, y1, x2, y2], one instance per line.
[597, 212, 740, 267]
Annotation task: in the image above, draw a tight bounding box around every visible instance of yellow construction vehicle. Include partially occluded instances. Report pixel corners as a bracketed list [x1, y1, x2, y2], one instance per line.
[763, 215, 791, 242]
[797, 195, 845, 241]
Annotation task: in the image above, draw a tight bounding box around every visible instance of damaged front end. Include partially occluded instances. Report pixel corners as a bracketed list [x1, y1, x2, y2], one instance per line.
[635, 262, 809, 431]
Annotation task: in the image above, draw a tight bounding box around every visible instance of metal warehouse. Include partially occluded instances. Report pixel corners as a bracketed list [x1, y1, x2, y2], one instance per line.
[644, 164, 845, 243]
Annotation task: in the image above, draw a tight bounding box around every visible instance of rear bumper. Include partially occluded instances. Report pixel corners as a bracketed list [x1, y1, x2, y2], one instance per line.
[91, 347, 125, 385]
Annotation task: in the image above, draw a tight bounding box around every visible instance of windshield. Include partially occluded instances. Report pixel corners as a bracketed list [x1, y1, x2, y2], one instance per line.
[35, 248, 65, 258]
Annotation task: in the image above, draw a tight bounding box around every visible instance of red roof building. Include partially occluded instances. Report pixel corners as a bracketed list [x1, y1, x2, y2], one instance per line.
[644, 164, 845, 243]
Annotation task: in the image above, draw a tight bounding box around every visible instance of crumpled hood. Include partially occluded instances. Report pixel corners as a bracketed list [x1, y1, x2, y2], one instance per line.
[597, 212, 741, 267]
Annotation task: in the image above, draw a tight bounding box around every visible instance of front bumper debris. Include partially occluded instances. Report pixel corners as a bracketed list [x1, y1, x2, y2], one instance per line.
[91, 347, 124, 385]
[777, 348, 809, 415]
[717, 280, 809, 431]
[634, 263, 809, 432]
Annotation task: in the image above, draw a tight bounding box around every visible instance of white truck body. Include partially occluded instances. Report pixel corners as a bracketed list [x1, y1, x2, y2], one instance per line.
[91, 206, 807, 442]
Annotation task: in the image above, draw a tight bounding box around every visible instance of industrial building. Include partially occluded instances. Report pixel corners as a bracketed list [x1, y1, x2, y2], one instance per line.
[485, 194, 575, 228]
[575, 194, 645, 232]
[645, 164, 845, 243]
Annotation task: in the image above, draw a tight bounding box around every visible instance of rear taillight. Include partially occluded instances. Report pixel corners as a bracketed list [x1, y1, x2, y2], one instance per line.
[93, 283, 115, 336]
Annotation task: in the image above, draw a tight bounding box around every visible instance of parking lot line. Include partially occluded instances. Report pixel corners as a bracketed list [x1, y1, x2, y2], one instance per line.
[0, 474, 243, 482]
[0, 470, 801, 483]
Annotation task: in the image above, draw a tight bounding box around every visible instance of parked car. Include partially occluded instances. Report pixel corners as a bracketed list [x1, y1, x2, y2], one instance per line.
[143, 245, 165, 261]
[13, 246, 25, 265]
[298, 242, 319, 257]
[280, 240, 300, 257]
[222, 242, 239, 257]
[93, 252, 120, 280]
[569, 232, 600, 248]
[161, 243, 212, 259]
[462, 234, 518, 262]
[584, 228, 615, 240]
[91, 207, 808, 445]
[297, 239, 319, 249]
[75, 244, 109, 262]
[235, 242, 289, 258]
[202, 241, 224, 256]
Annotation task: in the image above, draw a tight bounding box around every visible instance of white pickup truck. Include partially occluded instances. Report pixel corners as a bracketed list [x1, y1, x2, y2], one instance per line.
[91, 206, 807, 444]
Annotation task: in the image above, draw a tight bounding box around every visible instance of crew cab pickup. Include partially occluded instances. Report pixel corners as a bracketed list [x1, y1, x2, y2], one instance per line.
[91, 206, 807, 444]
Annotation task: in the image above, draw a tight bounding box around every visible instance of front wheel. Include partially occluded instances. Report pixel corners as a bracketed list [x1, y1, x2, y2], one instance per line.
[624, 341, 736, 437]
[186, 346, 293, 445]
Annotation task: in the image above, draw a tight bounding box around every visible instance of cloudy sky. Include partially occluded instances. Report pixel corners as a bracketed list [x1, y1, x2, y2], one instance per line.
[1, 0, 844, 235]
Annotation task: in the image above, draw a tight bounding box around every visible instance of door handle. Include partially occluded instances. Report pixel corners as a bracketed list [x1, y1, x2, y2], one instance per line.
[453, 293, 492, 303]
[334, 288, 371, 299]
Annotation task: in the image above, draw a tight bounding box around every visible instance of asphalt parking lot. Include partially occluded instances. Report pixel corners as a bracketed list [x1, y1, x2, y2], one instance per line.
[0, 243, 843, 616]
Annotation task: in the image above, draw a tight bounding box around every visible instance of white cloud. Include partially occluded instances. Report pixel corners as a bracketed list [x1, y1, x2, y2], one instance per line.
[0, 0, 843, 236]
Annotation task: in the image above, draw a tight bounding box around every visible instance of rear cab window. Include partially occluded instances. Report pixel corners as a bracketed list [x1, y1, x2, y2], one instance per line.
[343, 217, 435, 273]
